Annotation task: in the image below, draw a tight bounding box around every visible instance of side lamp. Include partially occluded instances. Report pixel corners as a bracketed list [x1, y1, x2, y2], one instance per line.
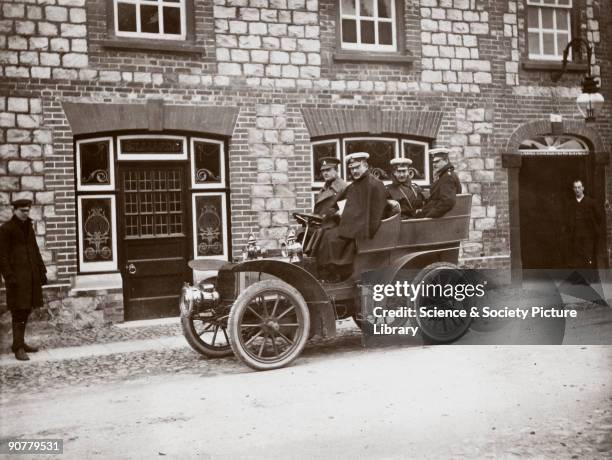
[552, 38, 604, 122]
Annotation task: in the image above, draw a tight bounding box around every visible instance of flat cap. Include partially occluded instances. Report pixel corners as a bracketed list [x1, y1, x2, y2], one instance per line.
[390, 157, 413, 168]
[12, 198, 32, 208]
[345, 152, 369, 165]
[429, 147, 451, 159]
[319, 156, 341, 170]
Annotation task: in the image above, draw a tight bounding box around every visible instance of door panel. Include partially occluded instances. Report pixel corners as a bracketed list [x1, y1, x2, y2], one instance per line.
[119, 165, 190, 320]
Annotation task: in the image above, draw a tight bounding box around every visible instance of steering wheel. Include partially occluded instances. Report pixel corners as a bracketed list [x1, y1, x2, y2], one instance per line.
[292, 212, 323, 226]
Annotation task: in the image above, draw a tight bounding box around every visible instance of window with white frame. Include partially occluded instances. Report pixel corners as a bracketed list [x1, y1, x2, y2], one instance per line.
[114, 0, 187, 40]
[340, 0, 397, 52]
[526, 0, 572, 60]
[310, 136, 429, 208]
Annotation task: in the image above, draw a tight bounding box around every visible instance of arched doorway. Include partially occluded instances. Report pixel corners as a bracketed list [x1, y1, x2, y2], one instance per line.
[518, 136, 591, 269]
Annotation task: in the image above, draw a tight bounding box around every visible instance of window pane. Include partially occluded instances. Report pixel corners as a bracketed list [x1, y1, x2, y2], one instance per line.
[193, 142, 222, 185]
[378, 0, 392, 18]
[360, 20, 375, 44]
[542, 32, 555, 55]
[141, 4, 160, 34]
[121, 138, 184, 155]
[542, 0, 555, 4]
[528, 32, 541, 55]
[378, 22, 392, 45]
[117, 2, 137, 32]
[312, 142, 337, 182]
[345, 140, 395, 181]
[403, 144, 426, 181]
[557, 33, 569, 56]
[541, 8, 553, 28]
[163, 6, 181, 35]
[195, 195, 225, 257]
[342, 19, 357, 43]
[82, 198, 114, 262]
[342, 0, 356, 15]
[556, 9, 569, 30]
[527, 6, 539, 28]
[558, 0, 571, 5]
[360, 0, 375, 16]
[80, 141, 111, 186]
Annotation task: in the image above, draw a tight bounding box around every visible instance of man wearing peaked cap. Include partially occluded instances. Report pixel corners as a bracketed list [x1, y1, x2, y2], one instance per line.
[386, 157, 426, 219]
[0, 198, 48, 361]
[418, 147, 462, 218]
[314, 157, 347, 219]
[315, 151, 387, 281]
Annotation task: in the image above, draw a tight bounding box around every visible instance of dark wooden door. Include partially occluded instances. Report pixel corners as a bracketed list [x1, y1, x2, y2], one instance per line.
[119, 164, 191, 320]
[519, 156, 590, 269]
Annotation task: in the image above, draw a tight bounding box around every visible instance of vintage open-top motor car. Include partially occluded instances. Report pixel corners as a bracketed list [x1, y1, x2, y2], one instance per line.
[180, 194, 473, 371]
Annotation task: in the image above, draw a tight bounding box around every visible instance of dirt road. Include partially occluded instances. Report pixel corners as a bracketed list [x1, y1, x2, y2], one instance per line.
[2, 344, 611, 459]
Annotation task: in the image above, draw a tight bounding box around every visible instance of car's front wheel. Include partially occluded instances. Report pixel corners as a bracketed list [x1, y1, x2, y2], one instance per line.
[228, 279, 310, 371]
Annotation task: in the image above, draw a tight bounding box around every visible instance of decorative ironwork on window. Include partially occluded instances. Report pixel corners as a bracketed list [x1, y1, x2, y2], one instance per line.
[78, 195, 118, 272]
[76, 138, 114, 191]
[527, 0, 572, 61]
[519, 135, 589, 156]
[114, 0, 186, 40]
[192, 193, 227, 259]
[118, 135, 187, 160]
[344, 138, 397, 181]
[402, 140, 429, 182]
[340, 0, 397, 52]
[123, 168, 184, 238]
[191, 139, 225, 188]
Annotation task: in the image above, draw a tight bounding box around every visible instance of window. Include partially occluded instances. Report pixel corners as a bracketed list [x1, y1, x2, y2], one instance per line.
[78, 195, 118, 272]
[113, 0, 187, 40]
[310, 136, 429, 208]
[76, 137, 115, 191]
[340, 0, 397, 52]
[519, 135, 589, 156]
[526, 0, 572, 61]
[117, 135, 187, 160]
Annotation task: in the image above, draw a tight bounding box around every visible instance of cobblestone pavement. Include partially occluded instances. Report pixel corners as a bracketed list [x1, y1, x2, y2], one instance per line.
[0, 323, 365, 399]
[0, 322, 182, 354]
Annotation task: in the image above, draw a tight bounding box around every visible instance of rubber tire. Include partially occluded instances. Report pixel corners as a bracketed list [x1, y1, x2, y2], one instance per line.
[228, 279, 310, 371]
[180, 277, 232, 358]
[181, 314, 233, 358]
[412, 262, 473, 344]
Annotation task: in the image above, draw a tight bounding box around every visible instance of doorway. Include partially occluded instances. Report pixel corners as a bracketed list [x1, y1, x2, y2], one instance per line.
[118, 164, 191, 320]
[519, 155, 590, 269]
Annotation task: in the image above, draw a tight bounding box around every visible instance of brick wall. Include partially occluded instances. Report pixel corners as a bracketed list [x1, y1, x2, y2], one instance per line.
[0, 0, 611, 295]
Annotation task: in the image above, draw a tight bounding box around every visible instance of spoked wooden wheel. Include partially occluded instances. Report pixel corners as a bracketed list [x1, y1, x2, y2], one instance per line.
[228, 279, 310, 371]
[180, 282, 232, 358]
[413, 262, 473, 343]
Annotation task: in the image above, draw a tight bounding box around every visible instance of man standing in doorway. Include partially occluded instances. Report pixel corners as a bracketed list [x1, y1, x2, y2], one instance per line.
[567, 179, 601, 269]
[0, 199, 47, 361]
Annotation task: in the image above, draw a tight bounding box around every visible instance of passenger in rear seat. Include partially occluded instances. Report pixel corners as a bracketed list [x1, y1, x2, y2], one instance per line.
[386, 157, 425, 219]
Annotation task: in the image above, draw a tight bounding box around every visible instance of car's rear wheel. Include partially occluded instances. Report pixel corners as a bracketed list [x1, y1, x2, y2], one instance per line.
[228, 279, 310, 371]
[413, 262, 473, 343]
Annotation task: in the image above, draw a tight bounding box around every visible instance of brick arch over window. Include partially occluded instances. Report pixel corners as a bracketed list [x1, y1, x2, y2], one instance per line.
[62, 100, 239, 136]
[501, 119, 609, 280]
[301, 108, 443, 139]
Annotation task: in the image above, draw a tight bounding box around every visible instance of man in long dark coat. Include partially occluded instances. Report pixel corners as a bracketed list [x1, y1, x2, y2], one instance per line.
[418, 148, 462, 218]
[316, 152, 387, 281]
[0, 199, 47, 361]
[567, 179, 601, 269]
[386, 157, 425, 219]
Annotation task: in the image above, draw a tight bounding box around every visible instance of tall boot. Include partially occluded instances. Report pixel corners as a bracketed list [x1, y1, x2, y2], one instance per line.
[12, 321, 29, 361]
[22, 319, 38, 352]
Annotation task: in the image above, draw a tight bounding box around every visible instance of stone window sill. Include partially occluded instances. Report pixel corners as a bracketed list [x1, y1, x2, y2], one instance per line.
[333, 51, 415, 65]
[521, 60, 589, 72]
[99, 38, 204, 55]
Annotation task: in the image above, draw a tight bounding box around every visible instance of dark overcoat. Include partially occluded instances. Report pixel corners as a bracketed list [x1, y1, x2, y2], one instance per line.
[566, 195, 601, 268]
[386, 179, 425, 218]
[314, 176, 347, 219]
[421, 164, 461, 218]
[0, 216, 46, 311]
[316, 171, 387, 267]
